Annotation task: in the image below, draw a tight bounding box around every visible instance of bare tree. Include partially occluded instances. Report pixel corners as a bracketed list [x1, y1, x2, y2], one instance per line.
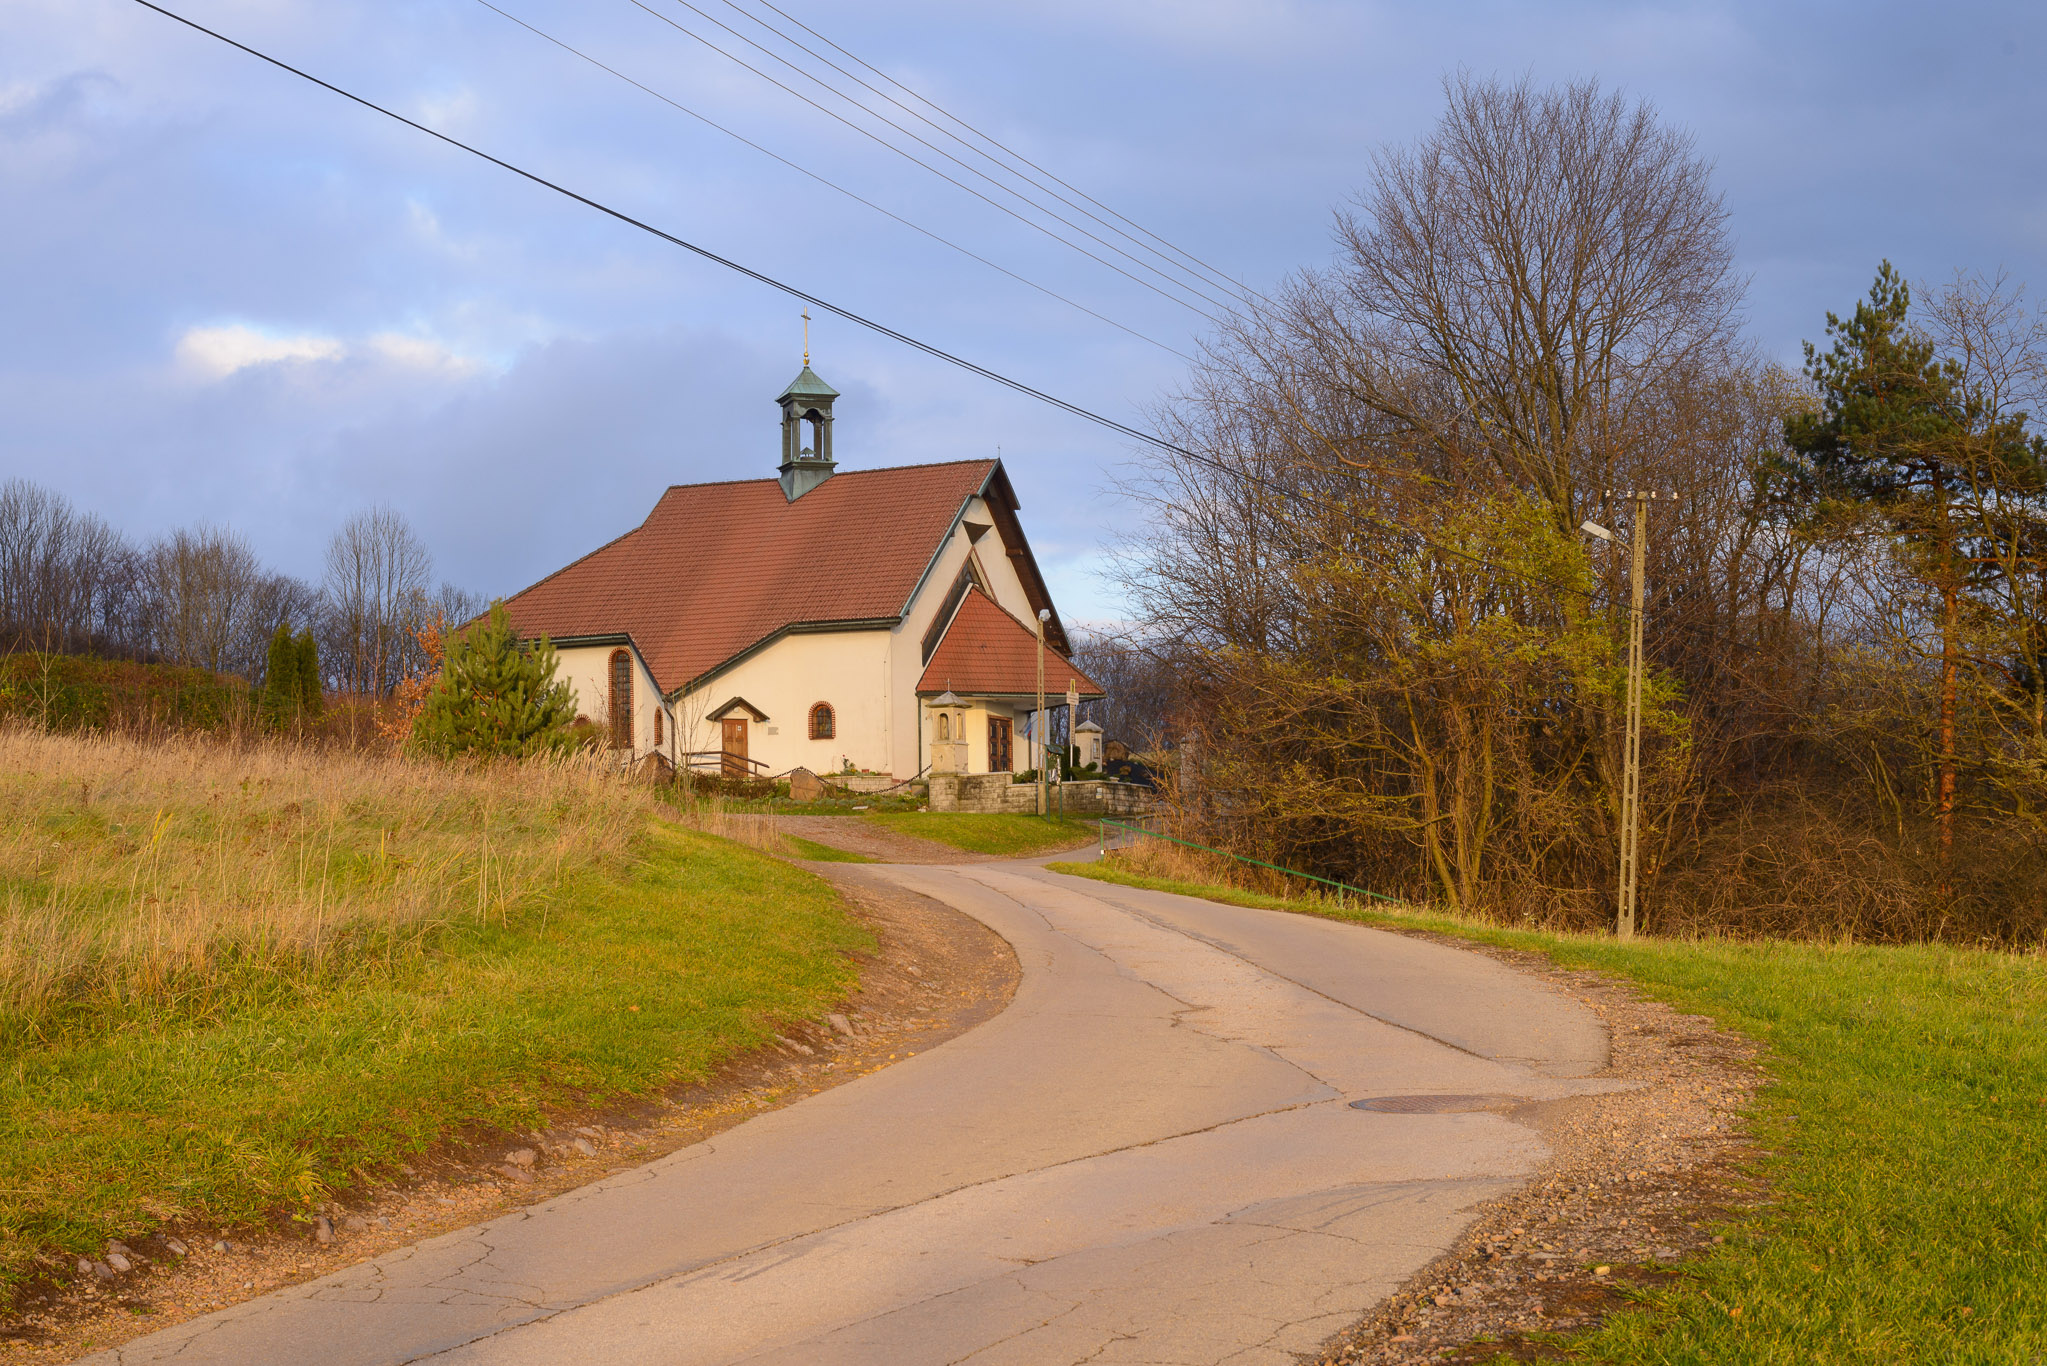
[0, 479, 135, 653]
[1069, 628, 1183, 753]
[143, 526, 276, 675]
[1108, 75, 1853, 932]
[322, 506, 433, 696]
[386, 581, 488, 686]
[1320, 72, 1744, 528]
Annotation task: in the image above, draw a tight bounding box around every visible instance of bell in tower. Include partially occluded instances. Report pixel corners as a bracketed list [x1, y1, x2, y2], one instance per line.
[776, 316, 840, 501]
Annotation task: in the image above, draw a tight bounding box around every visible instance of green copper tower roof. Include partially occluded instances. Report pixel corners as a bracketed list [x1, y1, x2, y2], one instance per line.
[777, 365, 839, 402]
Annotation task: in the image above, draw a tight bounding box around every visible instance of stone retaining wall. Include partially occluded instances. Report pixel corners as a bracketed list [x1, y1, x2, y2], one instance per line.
[929, 775, 1154, 816]
[927, 774, 1035, 814]
[825, 774, 903, 794]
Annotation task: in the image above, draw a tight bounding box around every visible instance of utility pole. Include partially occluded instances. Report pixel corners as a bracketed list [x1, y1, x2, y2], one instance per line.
[1584, 491, 1673, 941]
[1618, 491, 1649, 942]
[1036, 608, 1051, 817]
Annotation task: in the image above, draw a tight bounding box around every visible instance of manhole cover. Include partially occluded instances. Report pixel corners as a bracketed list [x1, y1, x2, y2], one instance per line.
[1348, 1094, 1518, 1114]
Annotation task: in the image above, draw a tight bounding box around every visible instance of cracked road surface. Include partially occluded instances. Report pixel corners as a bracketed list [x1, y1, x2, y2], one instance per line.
[90, 858, 1627, 1366]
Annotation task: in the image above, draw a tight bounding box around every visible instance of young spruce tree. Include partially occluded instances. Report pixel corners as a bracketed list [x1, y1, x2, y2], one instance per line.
[413, 602, 579, 759]
[261, 625, 301, 729]
[294, 629, 323, 719]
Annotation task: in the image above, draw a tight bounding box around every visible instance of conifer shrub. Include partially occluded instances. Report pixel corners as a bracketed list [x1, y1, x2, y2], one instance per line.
[294, 628, 323, 718]
[412, 602, 581, 758]
[261, 625, 300, 729]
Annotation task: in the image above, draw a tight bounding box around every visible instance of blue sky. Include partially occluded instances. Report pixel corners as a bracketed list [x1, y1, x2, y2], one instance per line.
[6, 0, 2045, 622]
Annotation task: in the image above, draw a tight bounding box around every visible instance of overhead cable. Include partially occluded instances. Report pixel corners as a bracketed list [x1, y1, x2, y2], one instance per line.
[726, 0, 1268, 312]
[124, 0, 1593, 604]
[628, 0, 1234, 320]
[704, 0, 1260, 311]
[473, 0, 1192, 360]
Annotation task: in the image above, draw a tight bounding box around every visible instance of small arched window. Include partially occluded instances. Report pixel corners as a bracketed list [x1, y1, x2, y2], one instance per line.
[809, 702, 835, 740]
[936, 713, 951, 742]
[608, 649, 632, 750]
[653, 707, 664, 747]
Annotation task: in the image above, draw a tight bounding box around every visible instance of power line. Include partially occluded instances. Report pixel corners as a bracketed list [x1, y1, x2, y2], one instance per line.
[731, 0, 1268, 313]
[124, 0, 1593, 605]
[626, 0, 1236, 320]
[654, 0, 1244, 315]
[128, 2, 1188, 441]
[708, 0, 1263, 313]
[473, 0, 1192, 360]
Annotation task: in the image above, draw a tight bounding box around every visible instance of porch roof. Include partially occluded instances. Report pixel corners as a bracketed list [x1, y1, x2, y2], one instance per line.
[917, 588, 1105, 701]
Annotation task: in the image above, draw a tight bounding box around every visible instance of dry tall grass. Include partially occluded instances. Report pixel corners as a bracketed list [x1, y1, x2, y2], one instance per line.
[0, 723, 650, 1030]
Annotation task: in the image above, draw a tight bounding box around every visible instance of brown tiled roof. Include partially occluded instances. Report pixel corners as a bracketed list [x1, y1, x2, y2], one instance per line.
[502, 460, 999, 691]
[918, 588, 1105, 699]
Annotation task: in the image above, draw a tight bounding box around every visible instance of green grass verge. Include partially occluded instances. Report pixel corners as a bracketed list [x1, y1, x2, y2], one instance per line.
[782, 833, 878, 863]
[1047, 859, 2047, 1364]
[864, 812, 1096, 857]
[2, 822, 871, 1300]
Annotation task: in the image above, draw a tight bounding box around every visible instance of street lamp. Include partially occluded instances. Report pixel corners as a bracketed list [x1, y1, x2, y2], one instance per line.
[1583, 492, 1674, 941]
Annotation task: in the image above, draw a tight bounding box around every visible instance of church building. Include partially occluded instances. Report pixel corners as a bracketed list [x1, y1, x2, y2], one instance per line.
[498, 361, 1105, 781]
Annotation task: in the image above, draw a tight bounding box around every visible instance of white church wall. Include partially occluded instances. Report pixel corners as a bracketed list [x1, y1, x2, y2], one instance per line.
[554, 642, 671, 762]
[676, 628, 893, 778]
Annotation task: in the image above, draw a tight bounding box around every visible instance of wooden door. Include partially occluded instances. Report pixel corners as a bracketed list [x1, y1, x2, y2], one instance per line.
[987, 716, 1013, 772]
[721, 717, 749, 778]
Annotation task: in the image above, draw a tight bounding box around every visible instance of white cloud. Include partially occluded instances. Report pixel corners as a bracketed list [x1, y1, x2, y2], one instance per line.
[175, 324, 345, 378]
[367, 332, 485, 376]
[173, 323, 490, 380]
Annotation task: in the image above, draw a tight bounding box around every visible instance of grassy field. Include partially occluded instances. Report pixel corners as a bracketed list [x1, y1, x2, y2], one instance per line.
[0, 725, 646, 1031]
[1050, 855, 2047, 1363]
[862, 812, 1096, 857]
[0, 726, 871, 1303]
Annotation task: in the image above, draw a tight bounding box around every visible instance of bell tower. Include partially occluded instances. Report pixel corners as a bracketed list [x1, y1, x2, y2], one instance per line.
[776, 314, 840, 501]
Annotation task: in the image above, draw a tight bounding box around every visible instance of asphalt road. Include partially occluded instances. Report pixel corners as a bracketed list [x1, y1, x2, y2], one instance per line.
[94, 858, 1626, 1366]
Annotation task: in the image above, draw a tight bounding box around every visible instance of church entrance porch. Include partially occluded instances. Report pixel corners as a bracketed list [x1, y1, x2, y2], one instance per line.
[720, 717, 749, 779]
[986, 716, 1013, 773]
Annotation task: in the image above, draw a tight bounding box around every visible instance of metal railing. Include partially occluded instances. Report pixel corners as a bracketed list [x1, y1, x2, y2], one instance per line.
[681, 749, 771, 779]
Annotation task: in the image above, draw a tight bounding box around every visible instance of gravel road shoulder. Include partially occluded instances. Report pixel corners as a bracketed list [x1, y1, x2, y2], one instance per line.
[1314, 930, 1764, 1363]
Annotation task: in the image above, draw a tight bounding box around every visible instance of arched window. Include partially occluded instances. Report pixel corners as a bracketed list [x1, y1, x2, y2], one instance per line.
[653, 707, 663, 747]
[809, 701, 835, 740]
[936, 712, 951, 742]
[608, 649, 632, 750]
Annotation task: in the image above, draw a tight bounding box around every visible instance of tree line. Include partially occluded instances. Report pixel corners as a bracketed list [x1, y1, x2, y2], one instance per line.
[1109, 75, 2047, 944]
[0, 480, 481, 699]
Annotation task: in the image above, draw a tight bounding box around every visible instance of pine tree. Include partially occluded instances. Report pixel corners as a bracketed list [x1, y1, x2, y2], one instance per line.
[412, 602, 579, 759]
[261, 624, 300, 729]
[1783, 261, 2047, 870]
[295, 629, 323, 719]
